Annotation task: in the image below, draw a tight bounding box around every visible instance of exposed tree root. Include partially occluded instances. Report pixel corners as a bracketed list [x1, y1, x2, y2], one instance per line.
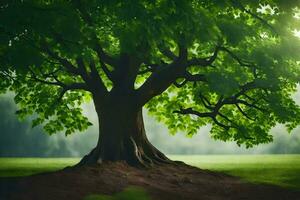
[74, 137, 173, 169]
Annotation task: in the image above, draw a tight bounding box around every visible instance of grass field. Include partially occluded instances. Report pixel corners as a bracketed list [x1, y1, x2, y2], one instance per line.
[0, 155, 300, 190]
[170, 155, 300, 190]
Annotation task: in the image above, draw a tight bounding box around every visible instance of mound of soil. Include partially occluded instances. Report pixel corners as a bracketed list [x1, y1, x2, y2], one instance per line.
[0, 162, 299, 200]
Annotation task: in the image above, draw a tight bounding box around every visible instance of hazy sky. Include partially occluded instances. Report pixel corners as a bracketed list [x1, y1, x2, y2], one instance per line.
[0, 91, 300, 157]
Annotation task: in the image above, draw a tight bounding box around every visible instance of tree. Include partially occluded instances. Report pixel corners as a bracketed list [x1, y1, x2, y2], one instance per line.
[1, 0, 300, 167]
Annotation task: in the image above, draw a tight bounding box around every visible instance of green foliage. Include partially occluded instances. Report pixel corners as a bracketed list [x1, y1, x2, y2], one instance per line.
[0, 0, 300, 147]
[144, 1, 300, 147]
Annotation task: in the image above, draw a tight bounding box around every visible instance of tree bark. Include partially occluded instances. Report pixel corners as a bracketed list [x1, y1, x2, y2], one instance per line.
[76, 93, 170, 167]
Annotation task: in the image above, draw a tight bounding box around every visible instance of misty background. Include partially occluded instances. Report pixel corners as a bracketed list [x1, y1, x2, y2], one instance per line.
[0, 91, 300, 157]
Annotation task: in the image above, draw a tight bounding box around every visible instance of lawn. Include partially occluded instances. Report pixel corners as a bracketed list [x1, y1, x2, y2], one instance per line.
[0, 155, 299, 190]
[170, 155, 300, 190]
[0, 158, 78, 177]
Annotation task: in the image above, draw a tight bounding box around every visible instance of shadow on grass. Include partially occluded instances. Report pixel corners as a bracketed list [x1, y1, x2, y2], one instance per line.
[84, 186, 151, 200]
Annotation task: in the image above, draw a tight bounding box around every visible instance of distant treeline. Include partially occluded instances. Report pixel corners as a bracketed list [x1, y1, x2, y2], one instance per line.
[0, 94, 300, 157]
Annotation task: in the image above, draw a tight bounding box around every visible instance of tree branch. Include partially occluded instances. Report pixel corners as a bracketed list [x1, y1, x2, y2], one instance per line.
[187, 46, 220, 67]
[138, 63, 159, 75]
[174, 107, 232, 130]
[40, 43, 81, 76]
[184, 71, 206, 82]
[47, 82, 89, 112]
[88, 59, 108, 93]
[71, 0, 118, 68]
[27, 67, 64, 87]
[174, 80, 269, 130]
[230, 0, 277, 34]
[158, 46, 177, 60]
[219, 46, 254, 68]
[98, 57, 114, 81]
[27, 66, 90, 93]
[173, 79, 188, 88]
[94, 45, 118, 67]
[174, 107, 212, 118]
[136, 45, 188, 106]
[173, 71, 206, 88]
[235, 103, 255, 120]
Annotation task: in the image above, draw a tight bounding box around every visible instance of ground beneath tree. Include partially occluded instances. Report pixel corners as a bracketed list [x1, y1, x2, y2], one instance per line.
[0, 162, 299, 200]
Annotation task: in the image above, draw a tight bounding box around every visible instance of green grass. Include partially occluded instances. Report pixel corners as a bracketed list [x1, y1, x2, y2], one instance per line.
[170, 155, 300, 190]
[0, 158, 79, 177]
[0, 155, 300, 190]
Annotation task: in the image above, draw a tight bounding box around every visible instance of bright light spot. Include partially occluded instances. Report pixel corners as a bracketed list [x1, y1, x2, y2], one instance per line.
[293, 29, 300, 38]
[293, 7, 300, 19]
[257, 4, 276, 15]
[260, 32, 269, 39]
[294, 12, 300, 19]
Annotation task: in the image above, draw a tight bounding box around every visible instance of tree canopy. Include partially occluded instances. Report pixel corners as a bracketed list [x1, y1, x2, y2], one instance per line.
[1, 0, 300, 148]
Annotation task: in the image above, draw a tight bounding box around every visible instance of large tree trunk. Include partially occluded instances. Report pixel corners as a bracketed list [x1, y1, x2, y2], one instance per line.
[76, 94, 170, 167]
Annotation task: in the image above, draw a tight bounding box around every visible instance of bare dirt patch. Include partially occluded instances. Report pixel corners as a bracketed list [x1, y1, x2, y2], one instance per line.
[1, 162, 299, 200]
